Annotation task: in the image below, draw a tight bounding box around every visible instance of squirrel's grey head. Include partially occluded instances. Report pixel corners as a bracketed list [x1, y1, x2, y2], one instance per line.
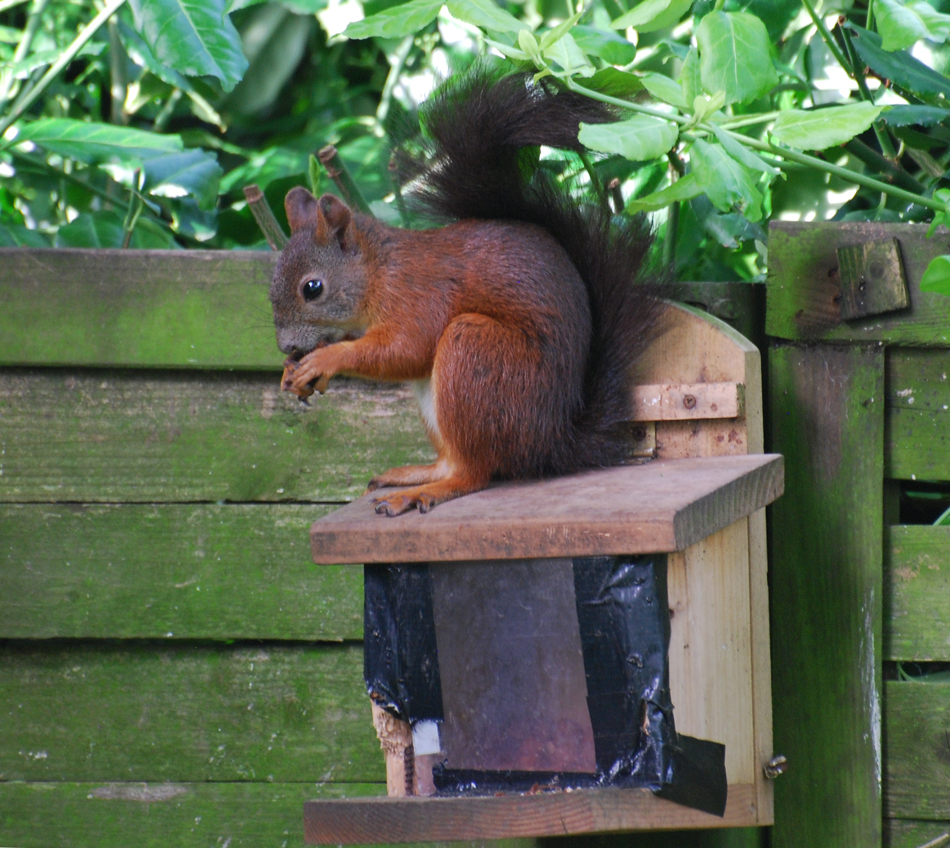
[269, 188, 369, 356]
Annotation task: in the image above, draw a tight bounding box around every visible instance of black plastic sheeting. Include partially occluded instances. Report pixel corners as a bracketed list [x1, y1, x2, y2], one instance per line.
[363, 555, 727, 817]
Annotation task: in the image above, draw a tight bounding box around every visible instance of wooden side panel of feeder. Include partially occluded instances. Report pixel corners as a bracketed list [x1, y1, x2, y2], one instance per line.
[634, 305, 774, 821]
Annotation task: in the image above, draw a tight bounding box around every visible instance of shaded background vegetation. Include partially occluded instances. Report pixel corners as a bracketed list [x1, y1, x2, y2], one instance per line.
[2, 0, 950, 287]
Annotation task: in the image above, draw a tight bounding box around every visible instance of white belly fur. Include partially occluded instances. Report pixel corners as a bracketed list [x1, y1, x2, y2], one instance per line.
[411, 379, 441, 443]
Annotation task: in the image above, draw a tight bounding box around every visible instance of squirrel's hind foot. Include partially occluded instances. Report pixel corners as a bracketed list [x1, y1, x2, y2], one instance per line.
[369, 474, 488, 517]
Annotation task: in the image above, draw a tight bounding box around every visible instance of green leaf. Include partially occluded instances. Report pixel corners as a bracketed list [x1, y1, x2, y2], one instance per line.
[680, 46, 702, 105]
[543, 32, 594, 77]
[710, 124, 781, 176]
[695, 11, 778, 105]
[0, 223, 50, 247]
[584, 67, 644, 98]
[539, 11, 582, 50]
[927, 188, 950, 236]
[848, 24, 950, 98]
[640, 72, 687, 109]
[578, 114, 678, 161]
[224, 5, 314, 115]
[445, 0, 524, 33]
[920, 253, 950, 296]
[626, 172, 701, 212]
[344, 0, 442, 39]
[16, 119, 183, 165]
[162, 196, 218, 240]
[875, 0, 950, 51]
[142, 149, 223, 209]
[771, 103, 884, 150]
[571, 25, 637, 65]
[883, 104, 950, 127]
[53, 211, 177, 249]
[690, 90, 725, 125]
[611, 0, 691, 33]
[118, 20, 225, 129]
[690, 138, 763, 221]
[519, 29, 545, 66]
[128, 0, 248, 92]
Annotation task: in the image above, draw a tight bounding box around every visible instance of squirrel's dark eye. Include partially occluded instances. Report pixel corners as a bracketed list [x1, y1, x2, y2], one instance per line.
[302, 279, 324, 302]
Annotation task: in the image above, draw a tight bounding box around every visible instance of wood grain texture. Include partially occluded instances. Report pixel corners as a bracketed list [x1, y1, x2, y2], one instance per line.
[887, 348, 950, 412]
[632, 303, 763, 459]
[883, 681, 950, 819]
[630, 382, 743, 421]
[886, 409, 950, 483]
[668, 520, 755, 786]
[0, 781, 540, 848]
[309, 454, 784, 563]
[0, 503, 362, 640]
[0, 248, 279, 369]
[746, 507, 773, 825]
[885, 525, 950, 661]
[0, 641, 382, 783]
[0, 370, 433, 503]
[885, 349, 950, 483]
[885, 820, 950, 848]
[767, 222, 950, 343]
[304, 784, 764, 843]
[768, 342, 885, 848]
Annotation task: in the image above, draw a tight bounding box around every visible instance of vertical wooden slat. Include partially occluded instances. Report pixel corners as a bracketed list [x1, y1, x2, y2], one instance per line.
[768, 342, 885, 848]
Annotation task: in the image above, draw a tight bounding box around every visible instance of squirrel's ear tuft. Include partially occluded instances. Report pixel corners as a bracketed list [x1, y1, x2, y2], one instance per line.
[285, 187, 319, 234]
[316, 194, 353, 249]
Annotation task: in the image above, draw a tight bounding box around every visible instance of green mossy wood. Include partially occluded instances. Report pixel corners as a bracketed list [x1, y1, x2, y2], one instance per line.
[0, 250, 770, 848]
[0, 503, 362, 640]
[767, 222, 950, 848]
[768, 342, 885, 848]
[0, 249, 278, 369]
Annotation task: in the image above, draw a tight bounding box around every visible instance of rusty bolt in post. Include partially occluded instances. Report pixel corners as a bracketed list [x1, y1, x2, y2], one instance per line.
[683, 395, 697, 410]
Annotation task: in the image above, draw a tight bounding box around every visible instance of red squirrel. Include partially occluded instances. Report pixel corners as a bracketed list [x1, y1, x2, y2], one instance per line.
[269, 70, 660, 516]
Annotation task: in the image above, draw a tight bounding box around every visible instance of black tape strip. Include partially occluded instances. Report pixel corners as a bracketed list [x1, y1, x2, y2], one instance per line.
[363, 563, 443, 723]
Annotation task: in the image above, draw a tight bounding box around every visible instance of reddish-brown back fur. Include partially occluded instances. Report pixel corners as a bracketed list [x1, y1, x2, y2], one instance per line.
[270, 68, 660, 514]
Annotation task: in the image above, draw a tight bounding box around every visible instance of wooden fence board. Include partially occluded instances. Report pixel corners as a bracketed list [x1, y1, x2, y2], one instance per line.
[0, 248, 279, 369]
[886, 407, 950, 482]
[0, 781, 538, 848]
[884, 681, 950, 820]
[0, 641, 381, 783]
[0, 370, 434, 503]
[885, 525, 950, 661]
[767, 223, 950, 344]
[885, 820, 950, 848]
[0, 503, 362, 641]
[768, 342, 885, 848]
[887, 348, 950, 412]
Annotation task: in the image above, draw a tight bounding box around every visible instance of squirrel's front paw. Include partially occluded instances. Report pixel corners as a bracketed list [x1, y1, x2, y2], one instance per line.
[280, 356, 317, 399]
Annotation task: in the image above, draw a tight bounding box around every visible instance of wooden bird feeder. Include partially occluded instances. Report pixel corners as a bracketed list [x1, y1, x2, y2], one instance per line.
[302, 303, 783, 843]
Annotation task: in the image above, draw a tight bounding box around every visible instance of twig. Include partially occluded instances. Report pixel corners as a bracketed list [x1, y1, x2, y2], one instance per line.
[122, 169, 144, 248]
[243, 184, 288, 250]
[606, 177, 624, 215]
[801, 0, 851, 75]
[317, 145, 373, 214]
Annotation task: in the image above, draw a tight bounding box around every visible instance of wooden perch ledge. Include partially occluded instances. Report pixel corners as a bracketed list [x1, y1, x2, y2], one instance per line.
[309, 453, 784, 564]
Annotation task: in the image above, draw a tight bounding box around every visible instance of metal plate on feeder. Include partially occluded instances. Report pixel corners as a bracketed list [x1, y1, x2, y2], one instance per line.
[429, 557, 597, 774]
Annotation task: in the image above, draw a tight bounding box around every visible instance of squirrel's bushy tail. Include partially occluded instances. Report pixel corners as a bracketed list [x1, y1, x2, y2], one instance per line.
[399, 67, 664, 473]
